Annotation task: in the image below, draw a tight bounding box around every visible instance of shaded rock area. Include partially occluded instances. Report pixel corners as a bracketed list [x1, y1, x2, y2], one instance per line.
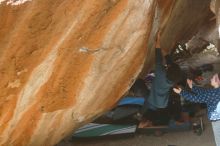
[0, 0, 219, 146]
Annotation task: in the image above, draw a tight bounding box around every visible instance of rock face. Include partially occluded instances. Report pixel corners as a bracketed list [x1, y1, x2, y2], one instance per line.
[214, 0, 220, 51]
[0, 0, 218, 146]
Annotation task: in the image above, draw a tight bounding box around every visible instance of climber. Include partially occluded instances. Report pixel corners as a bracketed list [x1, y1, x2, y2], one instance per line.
[136, 30, 183, 120]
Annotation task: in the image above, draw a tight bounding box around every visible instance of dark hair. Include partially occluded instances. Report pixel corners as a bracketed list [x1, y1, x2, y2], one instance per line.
[166, 63, 183, 83]
[130, 79, 149, 97]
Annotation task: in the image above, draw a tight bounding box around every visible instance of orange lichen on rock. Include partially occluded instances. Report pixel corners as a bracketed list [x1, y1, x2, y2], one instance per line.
[2, 104, 42, 146]
[0, 0, 157, 145]
[0, 0, 216, 145]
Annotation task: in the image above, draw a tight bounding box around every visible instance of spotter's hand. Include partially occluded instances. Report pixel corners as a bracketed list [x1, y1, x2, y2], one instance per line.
[187, 79, 193, 89]
[173, 87, 182, 94]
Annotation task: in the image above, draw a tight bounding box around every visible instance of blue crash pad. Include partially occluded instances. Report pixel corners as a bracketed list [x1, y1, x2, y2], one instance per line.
[118, 97, 145, 106]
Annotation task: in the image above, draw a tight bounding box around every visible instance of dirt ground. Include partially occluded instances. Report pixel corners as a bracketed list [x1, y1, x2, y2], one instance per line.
[57, 110, 216, 146]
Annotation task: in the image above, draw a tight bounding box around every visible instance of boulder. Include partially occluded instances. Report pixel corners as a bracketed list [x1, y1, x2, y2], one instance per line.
[0, 0, 218, 145]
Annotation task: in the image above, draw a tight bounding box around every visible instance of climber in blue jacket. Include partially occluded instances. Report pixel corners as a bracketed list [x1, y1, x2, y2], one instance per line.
[138, 31, 183, 118]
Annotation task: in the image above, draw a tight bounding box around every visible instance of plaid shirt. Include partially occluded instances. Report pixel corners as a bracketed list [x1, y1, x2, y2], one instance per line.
[180, 86, 220, 121]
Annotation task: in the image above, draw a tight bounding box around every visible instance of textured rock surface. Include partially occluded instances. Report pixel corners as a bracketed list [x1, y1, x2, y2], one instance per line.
[215, 0, 220, 51]
[0, 0, 218, 146]
[0, 0, 156, 145]
[141, 0, 214, 76]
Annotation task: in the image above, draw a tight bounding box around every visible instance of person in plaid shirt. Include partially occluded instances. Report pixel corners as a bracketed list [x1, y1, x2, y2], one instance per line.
[173, 73, 220, 146]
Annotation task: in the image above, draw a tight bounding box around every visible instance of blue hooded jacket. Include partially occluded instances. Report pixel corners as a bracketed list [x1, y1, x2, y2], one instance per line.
[147, 48, 173, 109]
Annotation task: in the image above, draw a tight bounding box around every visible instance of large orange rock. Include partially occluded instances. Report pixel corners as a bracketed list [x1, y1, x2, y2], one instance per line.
[0, 0, 156, 145]
[0, 0, 217, 145]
